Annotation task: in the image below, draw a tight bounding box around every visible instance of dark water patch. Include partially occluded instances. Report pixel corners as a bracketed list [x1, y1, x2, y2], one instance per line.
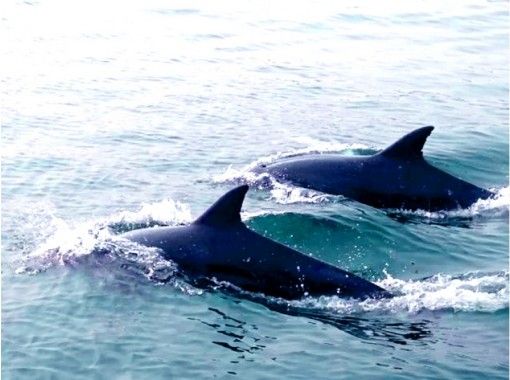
[200, 290, 436, 350]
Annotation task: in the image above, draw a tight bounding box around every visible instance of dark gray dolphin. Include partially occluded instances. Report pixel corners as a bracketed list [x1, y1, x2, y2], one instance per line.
[122, 185, 389, 300]
[257, 126, 493, 211]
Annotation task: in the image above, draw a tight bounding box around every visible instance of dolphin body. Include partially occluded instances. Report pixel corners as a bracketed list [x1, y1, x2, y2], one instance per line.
[257, 126, 493, 211]
[122, 185, 389, 300]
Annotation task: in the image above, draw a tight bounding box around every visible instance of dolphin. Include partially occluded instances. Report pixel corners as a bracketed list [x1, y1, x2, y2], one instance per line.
[122, 185, 389, 300]
[256, 126, 494, 211]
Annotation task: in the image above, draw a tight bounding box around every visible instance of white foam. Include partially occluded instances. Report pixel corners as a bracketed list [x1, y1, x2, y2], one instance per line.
[213, 138, 369, 204]
[269, 182, 335, 204]
[240, 209, 288, 220]
[392, 186, 509, 220]
[212, 138, 371, 184]
[286, 271, 509, 314]
[111, 198, 192, 226]
[16, 198, 193, 275]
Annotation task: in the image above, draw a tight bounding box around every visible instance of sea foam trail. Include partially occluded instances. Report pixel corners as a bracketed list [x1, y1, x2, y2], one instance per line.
[282, 271, 509, 314]
[391, 186, 509, 220]
[213, 138, 509, 216]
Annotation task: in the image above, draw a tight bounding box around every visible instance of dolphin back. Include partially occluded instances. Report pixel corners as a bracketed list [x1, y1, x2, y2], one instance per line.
[262, 126, 493, 210]
[122, 185, 391, 300]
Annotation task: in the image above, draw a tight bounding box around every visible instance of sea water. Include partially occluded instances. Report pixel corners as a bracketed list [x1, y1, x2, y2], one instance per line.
[2, 1, 509, 379]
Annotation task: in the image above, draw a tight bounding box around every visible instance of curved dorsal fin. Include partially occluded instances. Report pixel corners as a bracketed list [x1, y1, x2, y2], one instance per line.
[380, 126, 434, 159]
[194, 185, 249, 227]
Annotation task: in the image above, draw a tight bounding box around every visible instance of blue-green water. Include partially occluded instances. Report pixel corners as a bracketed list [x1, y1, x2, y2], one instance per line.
[2, 1, 509, 379]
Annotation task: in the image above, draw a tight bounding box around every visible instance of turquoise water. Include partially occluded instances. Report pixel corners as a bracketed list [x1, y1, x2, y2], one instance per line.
[2, 1, 509, 379]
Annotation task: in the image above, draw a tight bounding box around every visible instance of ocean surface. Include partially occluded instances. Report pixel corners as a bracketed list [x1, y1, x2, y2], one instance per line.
[2, 1, 509, 379]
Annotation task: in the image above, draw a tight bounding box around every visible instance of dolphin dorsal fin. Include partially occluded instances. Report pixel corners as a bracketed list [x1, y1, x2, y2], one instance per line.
[194, 185, 249, 227]
[380, 126, 434, 159]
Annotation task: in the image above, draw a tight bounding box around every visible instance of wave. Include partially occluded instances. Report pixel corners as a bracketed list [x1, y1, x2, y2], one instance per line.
[388, 186, 509, 221]
[14, 198, 193, 277]
[277, 271, 508, 314]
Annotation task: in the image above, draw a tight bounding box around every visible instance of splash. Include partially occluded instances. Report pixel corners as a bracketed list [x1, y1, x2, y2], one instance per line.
[282, 271, 509, 314]
[216, 137, 372, 181]
[390, 186, 509, 221]
[15, 198, 193, 279]
[15, 196, 284, 278]
[268, 182, 336, 204]
[213, 137, 371, 204]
